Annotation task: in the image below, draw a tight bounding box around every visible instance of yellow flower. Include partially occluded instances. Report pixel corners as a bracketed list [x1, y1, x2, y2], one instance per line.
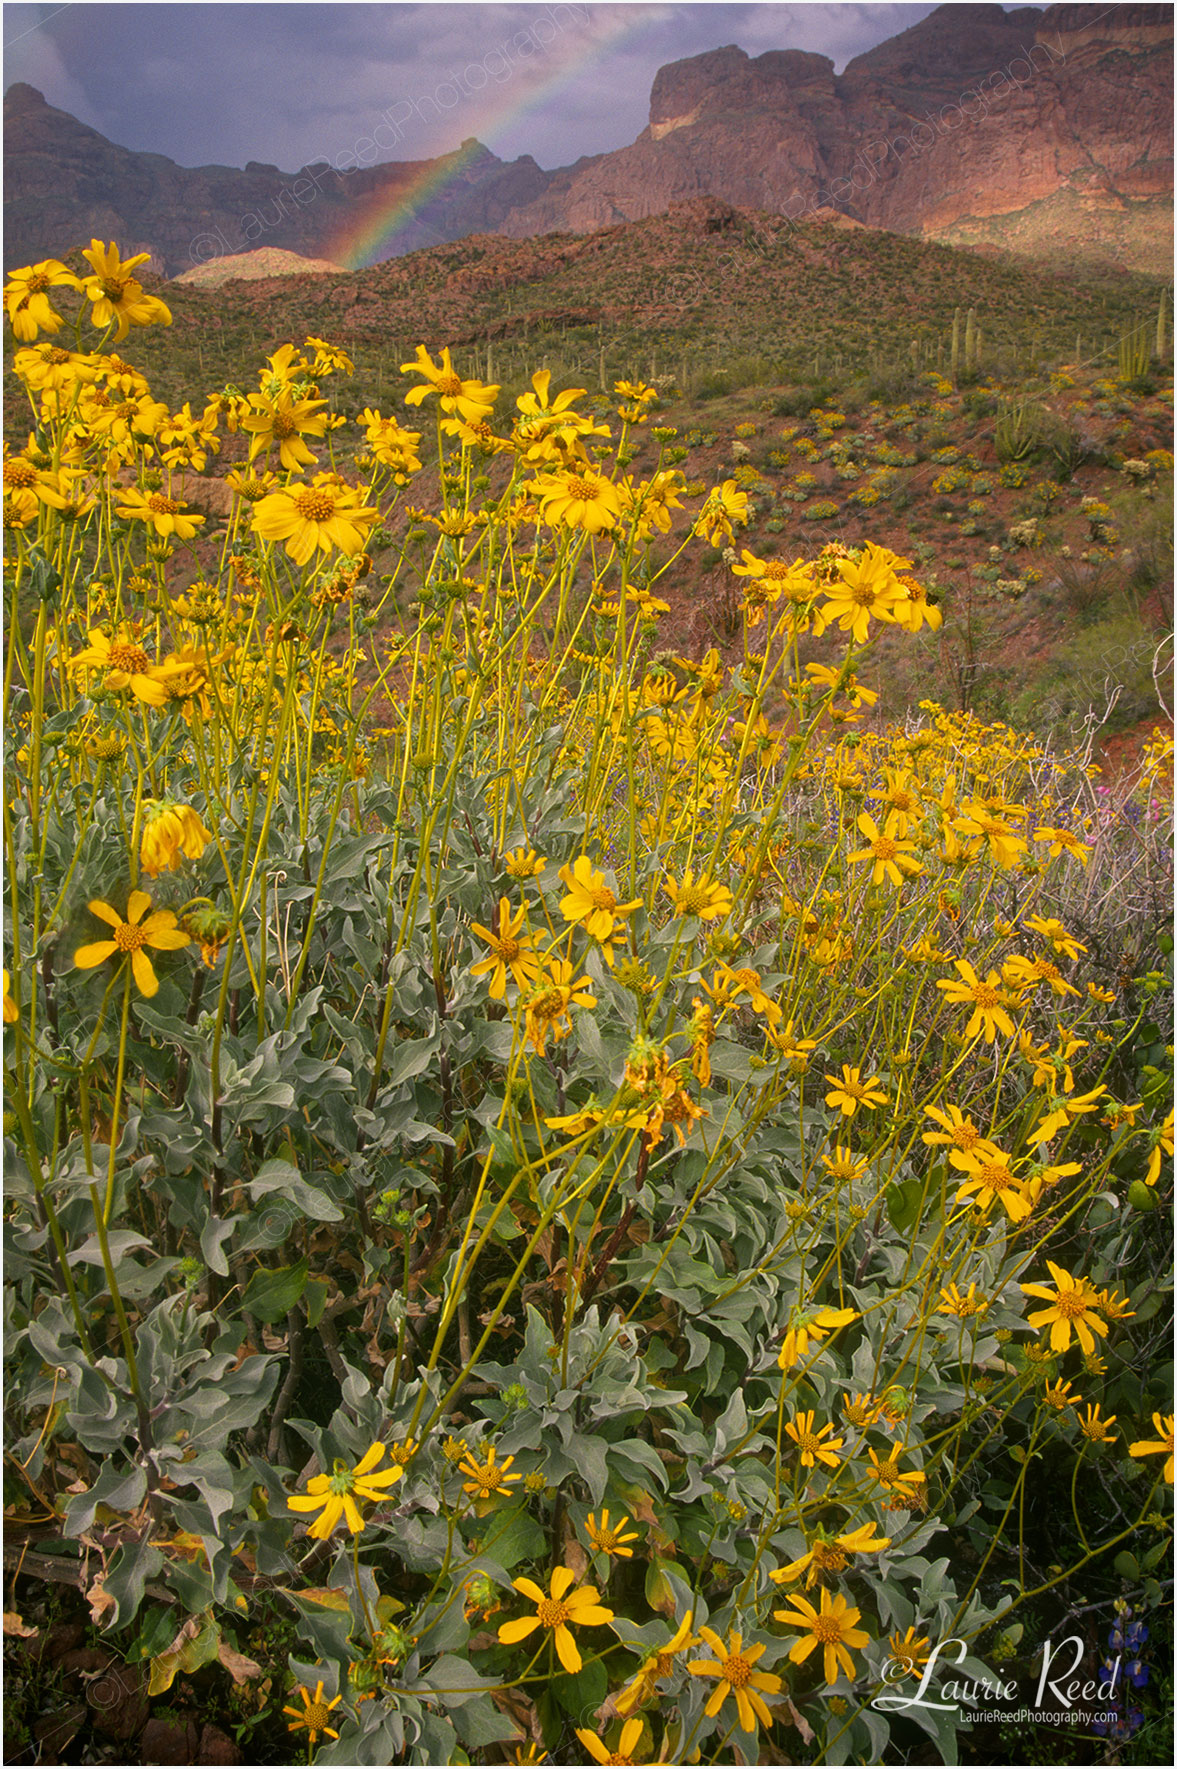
[80, 240, 171, 341]
[239, 388, 328, 471]
[777, 1304, 859, 1371]
[1129, 1414, 1174, 1482]
[1023, 915, 1087, 961]
[3, 968, 18, 1024]
[922, 1103, 1002, 1169]
[1144, 1109, 1173, 1186]
[821, 1145, 868, 1184]
[824, 1065, 888, 1117]
[71, 626, 176, 707]
[687, 1626, 782, 1732]
[504, 846, 546, 879]
[252, 474, 378, 567]
[4, 259, 83, 341]
[1033, 824, 1090, 865]
[576, 1718, 649, 1765]
[1041, 1379, 1081, 1412]
[887, 1627, 933, 1675]
[819, 542, 907, 641]
[771, 1521, 890, 1588]
[937, 1282, 988, 1318]
[459, 1444, 522, 1500]
[952, 801, 1027, 869]
[1077, 1404, 1117, 1444]
[784, 1410, 844, 1470]
[522, 960, 596, 1056]
[954, 1148, 1034, 1224]
[584, 1508, 640, 1558]
[848, 810, 923, 888]
[936, 958, 1018, 1042]
[776, 1586, 870, 1685]
[469, 898, 541, 1000]
[287, 1441, 403, 1539]
[497, 1566, 613, 1674]
[74, 891, 190, 998]
[1020, 1261, 1108, 1355]
[283, 1680, 343, 1745]
[615, 1612, 695, 1714]
[114, 485, 204, 541]
[401, 345, 498, 422]
[558, 856, 641, 964]
[665, 869, 732, 921]
[535, 466, 623, 533]
[866, 1447, 926, 1504]
[695, 479, 749, 545]
[140, 803, 213, 877]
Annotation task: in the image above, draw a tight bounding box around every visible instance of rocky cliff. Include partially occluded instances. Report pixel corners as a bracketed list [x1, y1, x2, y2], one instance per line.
[4, 2, 1171, 278]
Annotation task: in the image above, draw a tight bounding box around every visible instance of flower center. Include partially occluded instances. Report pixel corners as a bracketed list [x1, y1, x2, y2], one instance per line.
[977, 1163, 1009, 1189]
[567, 475, 601, 501]
[812, 1543, 848, 1574]
[876, 1459, 900, 1484]
[1053, 1290, 1088, 1319]
[972, 983, 1000, 1008]
[812, 1615, 843, 1643]
[113, 922, 147, 952]
[101, 278, 132, 301]
[851, 584, 878, 607]
[723, 1654, 752, 1688]
[437, 372, 464, 396]
[27, 272, 51, 294]
[677, 884, 711, 913]
[294, 488, 336, 522]
[5, 461, 37, 488]
[952, 1123, 981, 1149]
[107, 641, 150, 672]
[147, 492, 181, 514]
[529, 987, 565, 1020]
[796, 1431, 823, 1455]
[873, 836, 898, 861]
[537, 1598, 571, 1629]
[304, 1702, 332, 1728]
[272, 411, 298, 439]
[588, 882, 616, 911]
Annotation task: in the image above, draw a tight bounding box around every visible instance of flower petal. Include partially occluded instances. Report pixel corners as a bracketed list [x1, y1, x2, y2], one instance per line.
[74, 940, 118, 969]
[130, 946, 159, 996]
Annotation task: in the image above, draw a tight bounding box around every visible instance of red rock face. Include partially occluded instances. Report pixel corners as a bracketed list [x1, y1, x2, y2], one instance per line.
[3, 2, 1171, 277]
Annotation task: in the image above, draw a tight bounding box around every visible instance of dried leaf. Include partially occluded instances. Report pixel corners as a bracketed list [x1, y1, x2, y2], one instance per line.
[784, 1694, 814, 1743]
[216, 1640, 262, 1683]
[3, 1610, 38, 1638]
[85, 1574, 115, 1627]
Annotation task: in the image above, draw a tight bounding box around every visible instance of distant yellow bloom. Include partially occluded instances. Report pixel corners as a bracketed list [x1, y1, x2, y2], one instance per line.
[287, 1441, 403, 1539]
[459, 1445, 522, 1501]
[504, 846, 546, 879]
[887, 1627, 933, 1675]
[776, 1586, 870, 1685]
[1034, 825, 1090, 865]
[1129, 1414, 1174, 1482]
[824, 1065, 888, 1116]
[665, 868, 732, 921]
[1023, 915, 1087, 961]
[1021, 1261, 1108, 1355]
[922, 1102, 1002, 1168]
[469, 898, 541, 1000]
[936, 958, 1017, 1042]
[584, 1508, 639, 1558]
[497, 1567, 612, 1674]
[784, 1410, 845, 1469]
[1041, 1379, 1081, 1412]
[74, 891, 190, 998]
[953, 801, 1026, 869]
[866, 1448, 926, 1505]
[695, 479, 749, 544]
[954, 1148, 1033, 1223]
[283, 1680, 342, 1745]
[688, 1626, 782, 1732]
[937, 1282, 988, 1318]
[821, 1145, 868, 1184]
[80, 240, 171, 341]
[114, 485, 204, 541]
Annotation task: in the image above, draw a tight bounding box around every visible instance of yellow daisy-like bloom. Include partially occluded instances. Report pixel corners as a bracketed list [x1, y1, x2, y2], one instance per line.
[1077, 1404, 1117, 1444]
[615, 1612, 695, 1715]
[936, 958, 1017, 1042]
[1003, 952, 1080, 999]
[952, 801, 1027, 869]
[283, 1680, 343, 1744]
[695, 478, 750, 545]
[784, 1410, 845, 1470]
[771, 1521, 890, 1589]
[140, 803, 213, 877]
[4, 259, 83, 341]
[114, 484, 204, 541]
[866, 1447, 926, 1504]
[1129, 1413, 1174, 1482]
[824, 1065, 888, 1117]
[401, 345, 499, 422]
[953, 1148, 1033, 1224]
[252, 473, 378, 567]
[521, 960, 596, 1056]
[776, 1586, 870, 1686]
[922, 1103, 1002, 1170]
[937, 1281, 988, 1318]
[1033, 824, 1090, 865]
[558, 856, 641, 964]
[576, 1718, 648, 1765]
[584, 1508, 640, 1558]
[777, 1304, 859, 1371]
[497, 1566, 613, 1674]
[3, 968, 18, 1024]
[1027, 1084, 1108, 1146]
[534, 466, 623, 534]
[469, 897, 541, 1000]
[1041, 1379, 1081, 1412]
[687, 1626, 782, 1732]
[74, 891, 190, 998]
[80, 240, 171, 341]
[459, 1444, 522, 1500]
[239, 388, 328, 472]
[847, 810, 923, 889]
[1144, 1108, 1173, 1187]
[891, 575, 941, 633]
[887, 1627, 933, 1676]
[504, 846, 546, 879]
[821, 1145, 868, 1184]
[1020, 1261, 1108, 1355]
[287, 1441, 403, 1539]
[820, 541, 907, 642]
[1023, 915, 1087, 961]
[665, 869, 733, 921]
[71, 626, 176, 707]
[842, 1392, 884, 1429]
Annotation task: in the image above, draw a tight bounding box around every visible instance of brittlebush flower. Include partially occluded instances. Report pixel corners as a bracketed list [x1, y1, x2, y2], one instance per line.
[497, 1566, 613, 1673]
[776, 1586, 870, 1685]
[140, 803, 213, 877]
[778, 1304, 859, 1371]
[459, 1444, 522, 1501]
[71, 627, 175, 707]
[287, 1442, 403, 1539]
[74, 891, 190, 997]
[3, 968, 18, 1024]
[819, 541, 907, 641]
[771, 1522, 890, 1589]
[887, 1627, 933, 1675]
[922, 1102, 1002, 1169]
[252, 473, 378, 565]
[824, 1065, 888, 1117]
[784, 1410, 845, 1470]
[401, 345, 498, 422]
[558, 856, 640, 964]
[1129, 1414, 1174, 1481]
[847, 810, 923, 888]
[239, 388, 328, 471]
[575, 1719, 648, 1766]
[4, 259, 83, 341]
[1020, 1261, 1108, 1355]
[535, 466, 623, 533]
[469, 898, 541, 1000]
[615, 1612, 695, 1715]
[936, 958, 1018, 1042]
[687, 1626, 782, 1731]
[665, 869, 733, 921]
[584, 1508, 639, 1558]
[283, 1680, 343, 1745]
[1077, 1404, 1117, 1444]
[80, 240, 171, 340]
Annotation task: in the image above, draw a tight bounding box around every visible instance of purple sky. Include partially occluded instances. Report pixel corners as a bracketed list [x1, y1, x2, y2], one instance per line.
[3, 3, 964, 171]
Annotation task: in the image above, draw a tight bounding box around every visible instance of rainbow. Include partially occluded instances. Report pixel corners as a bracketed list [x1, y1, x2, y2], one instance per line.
[328, 5, 648, 269]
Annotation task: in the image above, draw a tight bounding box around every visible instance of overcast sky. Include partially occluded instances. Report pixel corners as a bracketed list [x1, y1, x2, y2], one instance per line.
[5, 3, 959, 172]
